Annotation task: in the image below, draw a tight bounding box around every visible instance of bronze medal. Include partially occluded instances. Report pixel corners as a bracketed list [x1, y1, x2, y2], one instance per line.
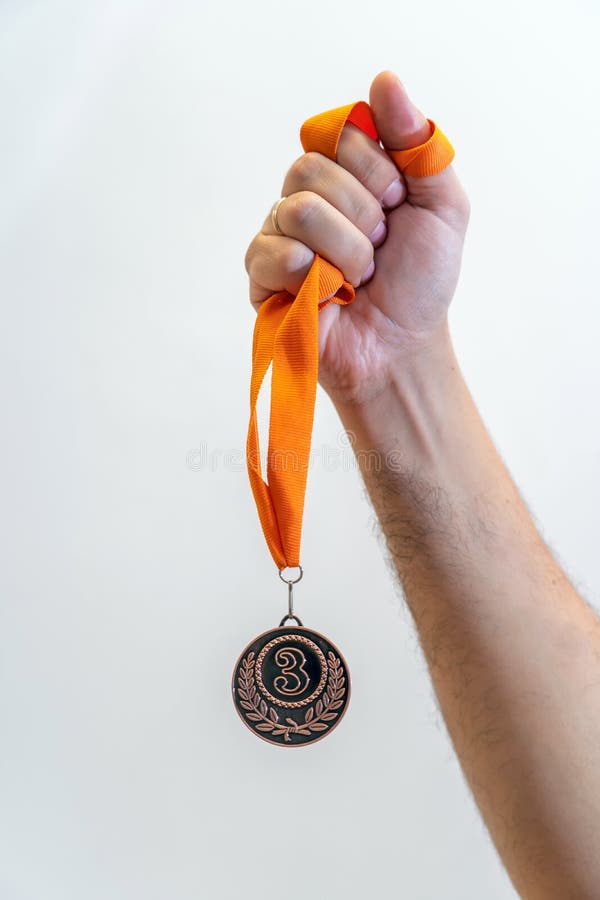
[232, 616, 350, 747]
[240, 108, 373, 747]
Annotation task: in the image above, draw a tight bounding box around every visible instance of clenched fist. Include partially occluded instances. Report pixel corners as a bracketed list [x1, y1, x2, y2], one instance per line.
[244, 70, 470, 406]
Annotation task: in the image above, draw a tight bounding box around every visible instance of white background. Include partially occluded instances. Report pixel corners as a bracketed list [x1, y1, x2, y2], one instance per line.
[1, 1, 599, 898]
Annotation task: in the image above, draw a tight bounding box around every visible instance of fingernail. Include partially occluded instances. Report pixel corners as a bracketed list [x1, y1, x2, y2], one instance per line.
[381, 178, 403, 209]
[360, 260, 375, 285]
[369, 220, 387, 245]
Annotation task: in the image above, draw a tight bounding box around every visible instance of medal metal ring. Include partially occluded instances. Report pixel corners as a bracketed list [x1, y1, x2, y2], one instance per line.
[271, 196, 286, 235]
[278, 566, 303, 585]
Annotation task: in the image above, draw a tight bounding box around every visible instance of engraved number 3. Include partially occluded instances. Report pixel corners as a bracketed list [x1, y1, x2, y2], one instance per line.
[273, 647, 310, 696]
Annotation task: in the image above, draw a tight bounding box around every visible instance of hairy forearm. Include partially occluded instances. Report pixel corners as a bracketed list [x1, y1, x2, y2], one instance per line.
[332, 322, 600, 899]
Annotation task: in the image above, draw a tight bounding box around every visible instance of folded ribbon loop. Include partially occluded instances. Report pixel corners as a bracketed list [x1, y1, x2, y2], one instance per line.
[246, 101, 455, 571]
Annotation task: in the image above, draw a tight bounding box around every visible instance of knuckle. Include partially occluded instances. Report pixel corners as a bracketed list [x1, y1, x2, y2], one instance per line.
[353, 151, 388, 189]
[244, 239, 256, 276]
[245, 238, 268, 283]
[246, 235, 314, 287]
[288, 152, 323, 187]
[245, 251, 260, 283]
[353, 195, 382, 234]
[284, 190, 324, 230]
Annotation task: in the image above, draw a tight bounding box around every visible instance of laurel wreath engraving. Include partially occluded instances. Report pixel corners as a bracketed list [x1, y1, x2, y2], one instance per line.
[237, 650, 346, 742]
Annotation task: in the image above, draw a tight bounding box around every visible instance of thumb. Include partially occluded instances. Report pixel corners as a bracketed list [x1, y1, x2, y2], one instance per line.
[369, 70, 467, 219]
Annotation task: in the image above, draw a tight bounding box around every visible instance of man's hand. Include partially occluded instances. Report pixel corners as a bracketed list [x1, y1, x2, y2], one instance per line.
[244, 70, 470, 405]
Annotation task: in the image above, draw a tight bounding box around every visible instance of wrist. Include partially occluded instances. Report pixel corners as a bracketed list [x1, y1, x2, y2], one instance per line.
[330, 320, 463, 472]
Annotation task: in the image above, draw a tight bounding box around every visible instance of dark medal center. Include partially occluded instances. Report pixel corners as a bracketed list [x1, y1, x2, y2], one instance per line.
[256, 634, 326, 707]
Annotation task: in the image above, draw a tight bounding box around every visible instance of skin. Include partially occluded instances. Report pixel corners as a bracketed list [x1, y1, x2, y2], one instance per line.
[244, 70, 600, 898]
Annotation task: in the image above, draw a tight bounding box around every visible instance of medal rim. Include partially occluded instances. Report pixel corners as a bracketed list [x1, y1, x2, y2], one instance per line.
[231, 623, 352, 748]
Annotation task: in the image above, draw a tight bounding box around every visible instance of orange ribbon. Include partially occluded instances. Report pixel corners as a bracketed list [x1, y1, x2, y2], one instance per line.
[246, 101, 455, 571]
